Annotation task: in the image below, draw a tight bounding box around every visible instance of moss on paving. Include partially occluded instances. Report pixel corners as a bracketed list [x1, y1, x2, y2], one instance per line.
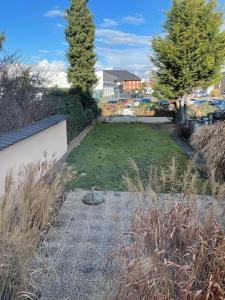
[67, 123, 188, 191]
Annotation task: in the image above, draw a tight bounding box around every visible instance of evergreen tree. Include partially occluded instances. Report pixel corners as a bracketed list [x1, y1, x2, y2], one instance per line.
[65, 0, 97, 93]
[152, 0, 225, 100]
[0, 34, 5, 50]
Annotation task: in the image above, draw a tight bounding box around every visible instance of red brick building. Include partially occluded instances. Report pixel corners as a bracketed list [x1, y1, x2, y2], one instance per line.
[121, 79, 141, 92]
[104, 70, 141, 93]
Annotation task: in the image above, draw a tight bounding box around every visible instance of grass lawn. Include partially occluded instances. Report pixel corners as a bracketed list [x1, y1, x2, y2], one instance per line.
[67, 123, 188, 191]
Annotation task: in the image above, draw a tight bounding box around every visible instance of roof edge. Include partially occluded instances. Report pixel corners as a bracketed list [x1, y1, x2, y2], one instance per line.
[0, 114, 66, 151]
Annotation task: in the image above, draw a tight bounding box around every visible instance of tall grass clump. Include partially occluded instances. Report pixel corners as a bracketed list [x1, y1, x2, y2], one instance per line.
[191, 121, 225, 183]
[0, 161, 64, 300]
[111, 160, 225, 300]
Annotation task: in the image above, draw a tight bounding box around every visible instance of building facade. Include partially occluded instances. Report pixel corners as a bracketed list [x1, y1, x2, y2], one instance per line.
[94, 71, 117, 98]
[121, 80, 141, 92]
[104, 70, 141, 93]
[94, 70, 142, 98]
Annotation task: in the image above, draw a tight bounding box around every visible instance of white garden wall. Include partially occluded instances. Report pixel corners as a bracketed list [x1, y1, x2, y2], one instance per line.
[0, 117, 67, 195]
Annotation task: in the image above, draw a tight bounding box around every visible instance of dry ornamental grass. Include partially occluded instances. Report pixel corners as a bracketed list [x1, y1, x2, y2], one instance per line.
[0, 161, 65, 300]
[111, 160, 225, 300]
[191, 121, 225, 183]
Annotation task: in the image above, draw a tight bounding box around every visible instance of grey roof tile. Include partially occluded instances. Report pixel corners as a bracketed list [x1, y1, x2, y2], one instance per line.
[0, 114, 66, 151]
[104, 70, 141, 81]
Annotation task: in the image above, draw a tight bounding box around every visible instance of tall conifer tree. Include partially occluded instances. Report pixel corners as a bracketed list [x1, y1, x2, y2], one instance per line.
[0, 34, 5, 50]
[65, 0, 97, 93]
[152, 0, 225, 100]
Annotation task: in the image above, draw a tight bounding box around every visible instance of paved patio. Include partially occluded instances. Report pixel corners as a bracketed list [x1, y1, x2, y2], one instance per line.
[34, 190, 222, 300]
[35, 190, 139, 300]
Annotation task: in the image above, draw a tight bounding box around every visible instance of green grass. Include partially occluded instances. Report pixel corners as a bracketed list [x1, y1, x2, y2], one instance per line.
[67, 123, 188, 191]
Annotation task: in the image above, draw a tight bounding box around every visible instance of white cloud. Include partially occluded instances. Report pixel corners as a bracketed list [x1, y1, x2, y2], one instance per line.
[96, 46, 152, 78]
[95, 28, 152, 77]
[36, 59, 70, 88]
[56, 23, 64, 28]
[100, 18, 118, 28]
[44, 8, 64, 18]
[38, 49, 64, 57]
[96, 29, 151, 46]
[38, 49, 50, 54]
[95, 60, 107, 72]
[122, 14, 145, 26]
[37, 59, 66, 72]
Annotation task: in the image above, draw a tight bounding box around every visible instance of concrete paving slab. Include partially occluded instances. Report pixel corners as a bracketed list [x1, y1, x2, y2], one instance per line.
[34, 190, 225, 300]
[34, 190, 136, 300]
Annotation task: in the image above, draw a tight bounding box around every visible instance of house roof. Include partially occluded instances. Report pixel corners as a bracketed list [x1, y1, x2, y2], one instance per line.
[0, 114, 66, 151]
[104, 70, 141, 81]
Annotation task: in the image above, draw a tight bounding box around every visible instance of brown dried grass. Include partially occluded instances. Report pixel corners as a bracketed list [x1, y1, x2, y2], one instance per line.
[191, 121, 225, 183]
[0, 161, 65, 300]
[111, 160, 225, 300]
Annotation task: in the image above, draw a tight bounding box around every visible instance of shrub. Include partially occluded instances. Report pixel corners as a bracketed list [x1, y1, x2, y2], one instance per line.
[45, 88, 99, 142]
[0, 54, 99, 140]
[191, 121, 225, 182]
[111, 161, 225, 300]
[0, 161, 65, 299]
[0, 54, 52, 134]
[176, 122, 194, 140]
[65, 96, 87, 141]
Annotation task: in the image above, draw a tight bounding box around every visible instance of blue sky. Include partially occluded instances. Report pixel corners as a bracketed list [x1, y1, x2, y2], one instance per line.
[0, 0, 224, 80]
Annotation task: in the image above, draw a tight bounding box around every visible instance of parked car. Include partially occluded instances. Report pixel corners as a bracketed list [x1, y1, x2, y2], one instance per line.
[142, 98, 151, 103]
[133, 100, 141, 107]
[120, 98, 128, 103]
[107, 100, 118, 105]
[211, 100, 225, 110]
[195, 92, 209, 98]
[191, 100, 209, 105]
[107, 100, 118, 109]
[124, 100, 133, 108]
[158, 99, 169, 106]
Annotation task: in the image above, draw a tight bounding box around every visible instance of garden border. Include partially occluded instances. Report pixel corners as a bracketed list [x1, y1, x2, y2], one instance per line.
[57, 122, 95, 166]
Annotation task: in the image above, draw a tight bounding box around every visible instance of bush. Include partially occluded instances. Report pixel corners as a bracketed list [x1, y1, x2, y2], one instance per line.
[191, 121, 225, 182]
[0, 54, 99, 140]
[65, 96, 87, 141]
[111, 161, 225, 300]
[0, 55, 52, 134]
[0, 161, 65, 299]
[45, 88, 99, 142]
[176, 122, 194, 140]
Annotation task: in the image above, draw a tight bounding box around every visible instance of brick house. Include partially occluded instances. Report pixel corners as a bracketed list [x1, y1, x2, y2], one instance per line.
[104, 70, 141, 93]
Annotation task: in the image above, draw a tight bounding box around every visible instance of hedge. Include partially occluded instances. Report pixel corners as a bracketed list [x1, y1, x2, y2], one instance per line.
[45, 88, 99, 142]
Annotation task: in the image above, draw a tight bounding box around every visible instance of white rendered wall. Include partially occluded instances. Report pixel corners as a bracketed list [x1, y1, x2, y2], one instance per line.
[95, 71, 104, 90]
[0, 120, 67, 195]
[95, 71, 115, 97]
